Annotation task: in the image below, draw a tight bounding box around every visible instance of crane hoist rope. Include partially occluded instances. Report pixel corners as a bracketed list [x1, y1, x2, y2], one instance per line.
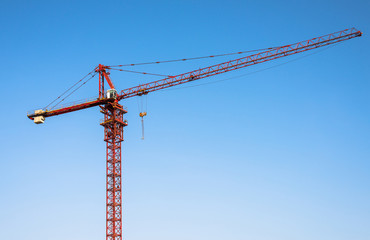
[137, 90, 148, 140]
[139, 111, 147, 140]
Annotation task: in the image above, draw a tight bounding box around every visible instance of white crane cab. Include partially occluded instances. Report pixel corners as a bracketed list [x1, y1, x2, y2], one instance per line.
[106, 89, 117, 99]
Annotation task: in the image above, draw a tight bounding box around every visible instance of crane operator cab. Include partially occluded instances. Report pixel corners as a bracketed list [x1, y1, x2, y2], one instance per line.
[106, 89, 117, 99]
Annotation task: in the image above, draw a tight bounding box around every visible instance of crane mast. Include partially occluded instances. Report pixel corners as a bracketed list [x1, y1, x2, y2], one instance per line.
[100, 102, 127, 240]
[27, 28, 362, 240]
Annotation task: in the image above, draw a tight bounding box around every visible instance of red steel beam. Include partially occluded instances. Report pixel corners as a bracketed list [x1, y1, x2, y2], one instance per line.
[97, 64, 116, 90]
[117, 28, 362, 100]
[27, 98, 113, 120]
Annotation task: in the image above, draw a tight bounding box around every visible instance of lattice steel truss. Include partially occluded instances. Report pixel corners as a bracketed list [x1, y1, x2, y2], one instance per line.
[101, 102, 128, 240]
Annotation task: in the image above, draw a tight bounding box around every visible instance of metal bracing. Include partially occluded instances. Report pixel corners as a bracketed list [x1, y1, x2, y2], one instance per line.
[101, 102, 128, 240]
[117, 28, 361, 100]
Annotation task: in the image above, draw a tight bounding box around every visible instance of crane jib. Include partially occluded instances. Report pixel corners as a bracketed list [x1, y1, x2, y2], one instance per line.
[27, 27, 362, 122]
[117, 28, 361, 100]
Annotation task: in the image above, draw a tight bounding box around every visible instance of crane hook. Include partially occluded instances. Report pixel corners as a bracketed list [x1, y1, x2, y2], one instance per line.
[139, 112, 147, 140]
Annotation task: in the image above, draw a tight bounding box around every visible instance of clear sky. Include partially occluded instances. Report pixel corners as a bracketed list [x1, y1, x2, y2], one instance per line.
[0, 1, 369, 240]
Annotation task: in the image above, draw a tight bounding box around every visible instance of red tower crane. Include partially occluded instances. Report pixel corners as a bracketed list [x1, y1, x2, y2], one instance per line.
[27, 28, 362, 240]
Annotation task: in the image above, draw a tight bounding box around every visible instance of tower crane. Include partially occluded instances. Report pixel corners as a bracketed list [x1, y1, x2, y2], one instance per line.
[27, 28, 362, 240]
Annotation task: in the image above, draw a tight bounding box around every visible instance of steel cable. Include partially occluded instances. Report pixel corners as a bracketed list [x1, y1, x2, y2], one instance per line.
[44, 69, 95, 110]
[108, 47, 279, 68]
[49, 72, 97, 110]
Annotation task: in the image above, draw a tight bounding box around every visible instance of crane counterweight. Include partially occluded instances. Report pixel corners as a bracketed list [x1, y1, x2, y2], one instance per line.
[33, 109, 45, 124]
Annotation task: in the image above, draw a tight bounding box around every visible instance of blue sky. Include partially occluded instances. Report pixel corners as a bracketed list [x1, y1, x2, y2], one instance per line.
[0, 1, 369, 240]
